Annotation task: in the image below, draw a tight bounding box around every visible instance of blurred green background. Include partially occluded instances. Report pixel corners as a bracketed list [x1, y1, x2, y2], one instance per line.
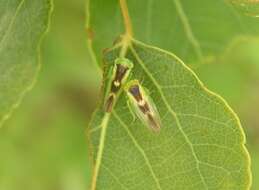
[0, 0, 100, 189]
[0, 0, 259, 189]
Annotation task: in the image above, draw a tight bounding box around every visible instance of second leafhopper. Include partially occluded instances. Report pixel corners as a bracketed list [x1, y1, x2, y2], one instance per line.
[125, 80, 161, 132]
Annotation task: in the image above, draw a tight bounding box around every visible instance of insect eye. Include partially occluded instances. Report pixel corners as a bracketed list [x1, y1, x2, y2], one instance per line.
[129, 85, 140, 96]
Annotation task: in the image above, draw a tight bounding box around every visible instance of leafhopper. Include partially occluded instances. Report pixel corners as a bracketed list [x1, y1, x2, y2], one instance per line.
[104, 58, 134, 112]
[125, 80, 161, 132]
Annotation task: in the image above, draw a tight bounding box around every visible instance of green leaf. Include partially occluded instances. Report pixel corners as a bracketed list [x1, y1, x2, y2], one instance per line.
[0, 0, 52, 127]
[87, 0, 259, 65]
[88, 38, 251, 190]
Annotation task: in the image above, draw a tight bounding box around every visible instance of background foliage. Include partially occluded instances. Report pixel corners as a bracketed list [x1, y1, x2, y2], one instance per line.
[0, 0, 100, 189]
[0, 0, 259, 189]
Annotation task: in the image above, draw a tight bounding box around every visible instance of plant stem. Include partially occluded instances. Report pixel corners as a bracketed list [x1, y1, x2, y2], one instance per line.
[119, 0, 133, 57]
[119, 0, 133, 37]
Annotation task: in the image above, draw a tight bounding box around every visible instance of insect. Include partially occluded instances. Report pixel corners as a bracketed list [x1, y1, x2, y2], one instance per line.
[104, 58, 134, 112]
[125, 80, 161, 132]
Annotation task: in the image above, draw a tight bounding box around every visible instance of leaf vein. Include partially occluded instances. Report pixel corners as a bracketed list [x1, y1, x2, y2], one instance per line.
[0, 0, 26, 49]
[129, 44, 208, 190]
[102, 164, 129, 190]
[173, 0, 204, 62]
[113, 111, 163, 190]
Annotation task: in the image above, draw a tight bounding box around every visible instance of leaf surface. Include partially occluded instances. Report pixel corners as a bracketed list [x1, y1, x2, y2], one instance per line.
[0, 0, 52, 127]
[87, 0, 259, 65]
[87, 0, 252, 189]
[88, 39, 251, 190]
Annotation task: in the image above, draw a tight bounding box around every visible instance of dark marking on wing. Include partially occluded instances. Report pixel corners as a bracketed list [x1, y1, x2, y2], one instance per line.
[147, 113, 160, 132]
[138, 103, 150, 114]
[111, 64, 129, 93]
[105, 94, 115, 113]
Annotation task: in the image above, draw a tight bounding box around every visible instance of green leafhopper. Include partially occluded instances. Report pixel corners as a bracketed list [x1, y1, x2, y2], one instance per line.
[104, 58, 134, 112]
[125, 80, 161, 132]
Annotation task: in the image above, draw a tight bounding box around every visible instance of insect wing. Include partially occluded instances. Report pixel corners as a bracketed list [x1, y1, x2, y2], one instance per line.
[127, 91, 149, 128]
[145, 95, 161, 132]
